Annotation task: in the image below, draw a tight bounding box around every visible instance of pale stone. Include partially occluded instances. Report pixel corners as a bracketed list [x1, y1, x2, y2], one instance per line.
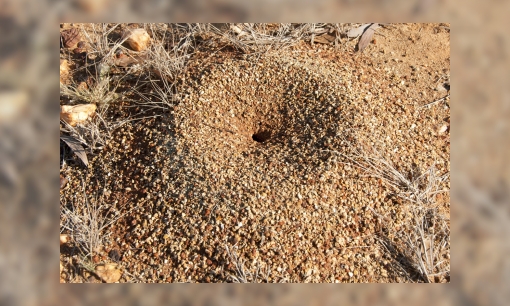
[60, 104, 97, 126]
[123, 28, 151, 51]
[95, 263, 123, 283]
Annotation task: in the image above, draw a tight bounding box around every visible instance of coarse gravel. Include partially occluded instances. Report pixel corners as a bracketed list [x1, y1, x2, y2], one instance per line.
[60, 28, 450, 283]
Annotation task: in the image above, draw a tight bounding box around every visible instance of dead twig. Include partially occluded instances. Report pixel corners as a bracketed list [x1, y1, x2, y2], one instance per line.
[420, 94, 450, 108]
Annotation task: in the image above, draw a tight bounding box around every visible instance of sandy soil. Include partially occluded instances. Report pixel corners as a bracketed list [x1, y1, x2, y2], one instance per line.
[60, 23, 450, 283]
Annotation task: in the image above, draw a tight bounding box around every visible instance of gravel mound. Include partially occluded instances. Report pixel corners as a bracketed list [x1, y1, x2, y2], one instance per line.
[162, 50, 390, 282]
[62, 42, 450, 283]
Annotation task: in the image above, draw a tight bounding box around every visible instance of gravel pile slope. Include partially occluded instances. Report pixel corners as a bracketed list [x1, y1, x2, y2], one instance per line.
[61, 37, 450, 283]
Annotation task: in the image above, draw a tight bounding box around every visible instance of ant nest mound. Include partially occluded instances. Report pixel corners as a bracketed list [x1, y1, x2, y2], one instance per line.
[174, 51, 359, 167]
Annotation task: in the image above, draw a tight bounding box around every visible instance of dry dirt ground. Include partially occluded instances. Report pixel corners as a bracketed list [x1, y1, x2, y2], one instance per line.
[60, 23, 450, 283]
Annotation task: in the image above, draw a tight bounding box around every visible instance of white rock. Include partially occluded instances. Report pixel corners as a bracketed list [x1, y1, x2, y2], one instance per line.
[60, 104, 96, 126]
[123, 28, 151, 51]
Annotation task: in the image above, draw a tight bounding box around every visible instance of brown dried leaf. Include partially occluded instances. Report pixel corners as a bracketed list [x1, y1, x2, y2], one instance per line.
[61, 28, 81, 49]
[60, 175, 68, 189]
[113, 54, 146, 67]
[314, 34, 336, 44]
[95, 263, 123, 283]
[357, 24, 380, 52]
[347, 23, 372, 38]
[60, 135, 88, 166]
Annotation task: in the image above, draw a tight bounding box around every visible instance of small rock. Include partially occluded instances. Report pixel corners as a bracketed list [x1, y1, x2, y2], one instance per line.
[60, 234, 71, 245]
[60, 175, 68, 189]
[122, 28, 151, 51]
[60, 59, 70, 84]
[74, 41, 87, 54]
[60, 59, 70, 78]
[95, 263, 123, 283]
[61, 28, 81, 49]
[439, 125, 449, 134]
[60, 104, 97, 126]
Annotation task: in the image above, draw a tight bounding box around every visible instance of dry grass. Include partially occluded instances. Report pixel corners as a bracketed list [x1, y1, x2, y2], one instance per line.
[326, 136, 450, 283]
[224, 244, 271, 283]
[210, 23, 348, 53]
[60, 181, 124, 271]
[60, 74, 123, 107]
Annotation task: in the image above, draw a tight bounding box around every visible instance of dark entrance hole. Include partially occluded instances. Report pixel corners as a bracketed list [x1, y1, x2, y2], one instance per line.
[252, 130, 271, 143]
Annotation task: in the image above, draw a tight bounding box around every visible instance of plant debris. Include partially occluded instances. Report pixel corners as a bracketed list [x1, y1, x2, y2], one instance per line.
[60, 135, 88, 166]
[347, 23, 373, 38]
[356, 23, 380, 52]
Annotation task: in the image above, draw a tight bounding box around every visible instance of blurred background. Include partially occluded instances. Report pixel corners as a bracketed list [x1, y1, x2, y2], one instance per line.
[1, 0, 508, 305]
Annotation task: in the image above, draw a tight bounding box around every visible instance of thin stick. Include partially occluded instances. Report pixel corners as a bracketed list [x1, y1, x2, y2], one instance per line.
[421, 94, 450, 108]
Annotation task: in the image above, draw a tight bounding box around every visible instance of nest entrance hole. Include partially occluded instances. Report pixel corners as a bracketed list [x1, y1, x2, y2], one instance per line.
[252, 130, 271, 143]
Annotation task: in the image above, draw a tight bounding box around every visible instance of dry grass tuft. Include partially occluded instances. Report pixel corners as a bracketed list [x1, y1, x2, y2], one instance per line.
[224, 244, 271, 283]
[211, 23, 347, 53]
[331, 136, 450, 282]
[60, 182, 123, 271]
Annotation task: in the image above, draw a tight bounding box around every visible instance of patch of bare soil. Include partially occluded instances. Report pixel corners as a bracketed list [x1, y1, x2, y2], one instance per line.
[60, 23, 449, 283]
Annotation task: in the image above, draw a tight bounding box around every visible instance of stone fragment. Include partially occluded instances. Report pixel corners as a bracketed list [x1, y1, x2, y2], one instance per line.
[123, 28, 151, 51]
[60, 104, 97, 126]
[60, 234, 71, 245]
[60, 59, 70, 83]
[95, 263, 123, 283]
